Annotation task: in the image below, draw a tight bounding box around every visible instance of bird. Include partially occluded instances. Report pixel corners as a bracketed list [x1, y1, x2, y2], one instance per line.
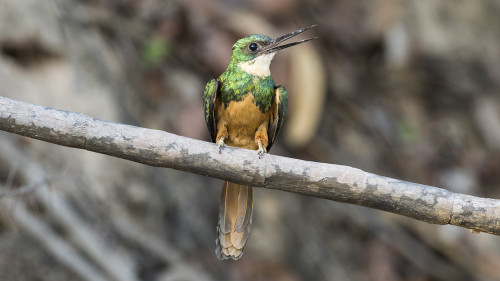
[203, 25, 316, 260]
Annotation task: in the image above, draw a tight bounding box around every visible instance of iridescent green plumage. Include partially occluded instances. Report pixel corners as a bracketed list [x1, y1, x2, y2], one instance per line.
[219, 70, 275, 112]
[218, 35, 276, 112]
[203, 34, 289, 151]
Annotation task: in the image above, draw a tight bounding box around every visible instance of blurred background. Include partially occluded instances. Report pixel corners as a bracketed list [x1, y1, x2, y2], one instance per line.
[1, 0, 500, 280]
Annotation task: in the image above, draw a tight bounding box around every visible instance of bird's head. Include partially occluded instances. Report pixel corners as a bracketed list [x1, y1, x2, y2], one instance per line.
[229, 25, 317, 77]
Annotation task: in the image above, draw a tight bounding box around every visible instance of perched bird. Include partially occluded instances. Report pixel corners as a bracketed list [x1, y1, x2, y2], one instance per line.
[203, 25, 316, 260]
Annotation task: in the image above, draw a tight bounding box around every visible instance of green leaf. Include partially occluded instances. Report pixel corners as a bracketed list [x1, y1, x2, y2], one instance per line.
[141, 37, 171, 67]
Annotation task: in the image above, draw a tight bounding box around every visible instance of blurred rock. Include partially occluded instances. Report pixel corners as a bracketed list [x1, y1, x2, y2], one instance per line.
[251, 0, 298, 19]
[0, 0, 65, 55]
[439, 167, 477, 194]
[474, 96, 500, 151]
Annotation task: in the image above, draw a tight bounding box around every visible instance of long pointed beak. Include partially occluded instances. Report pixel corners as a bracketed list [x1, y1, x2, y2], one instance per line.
[261, 25, 317, 55]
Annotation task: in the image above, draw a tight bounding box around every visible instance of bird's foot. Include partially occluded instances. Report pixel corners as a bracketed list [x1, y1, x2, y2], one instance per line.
[217, 137, 225, 154]
[257, 140, 267, 159]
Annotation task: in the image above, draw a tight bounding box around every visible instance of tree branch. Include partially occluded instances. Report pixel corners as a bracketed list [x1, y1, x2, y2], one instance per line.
[1, 96, 499, 235]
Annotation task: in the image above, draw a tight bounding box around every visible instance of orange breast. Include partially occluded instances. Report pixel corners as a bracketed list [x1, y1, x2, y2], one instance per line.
[217, 93, 272, 150]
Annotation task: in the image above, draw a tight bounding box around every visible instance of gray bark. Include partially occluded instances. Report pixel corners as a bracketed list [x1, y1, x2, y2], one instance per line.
[1, 95, 499, 235]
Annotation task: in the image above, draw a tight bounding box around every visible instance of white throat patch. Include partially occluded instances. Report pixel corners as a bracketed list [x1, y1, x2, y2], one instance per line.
[238, 53, 276, 77]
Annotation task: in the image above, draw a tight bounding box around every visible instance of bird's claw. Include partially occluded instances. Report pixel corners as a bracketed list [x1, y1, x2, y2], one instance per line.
[217, 138, 225, 154]
[257, 140, 266, 159]
[257, 149, 265, 159]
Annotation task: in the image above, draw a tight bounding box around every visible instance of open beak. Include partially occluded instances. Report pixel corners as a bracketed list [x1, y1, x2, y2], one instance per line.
[261, 25, 317, 55]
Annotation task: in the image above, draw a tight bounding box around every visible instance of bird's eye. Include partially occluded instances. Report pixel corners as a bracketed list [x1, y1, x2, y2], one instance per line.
[248, 43, 258, 52]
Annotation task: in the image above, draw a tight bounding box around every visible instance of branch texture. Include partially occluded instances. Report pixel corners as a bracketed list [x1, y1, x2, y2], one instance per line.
[1, 96, 499, 235]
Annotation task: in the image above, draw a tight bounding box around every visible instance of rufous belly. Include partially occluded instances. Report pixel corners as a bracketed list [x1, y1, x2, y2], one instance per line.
[216, 93, 272, 150]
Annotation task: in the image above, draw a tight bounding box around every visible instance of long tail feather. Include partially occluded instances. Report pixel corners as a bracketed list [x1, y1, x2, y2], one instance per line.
[215, 181, 253, 260]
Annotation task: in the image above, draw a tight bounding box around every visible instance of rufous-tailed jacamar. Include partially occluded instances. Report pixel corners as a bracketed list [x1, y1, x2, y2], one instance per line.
[203, 25, 316, 260]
